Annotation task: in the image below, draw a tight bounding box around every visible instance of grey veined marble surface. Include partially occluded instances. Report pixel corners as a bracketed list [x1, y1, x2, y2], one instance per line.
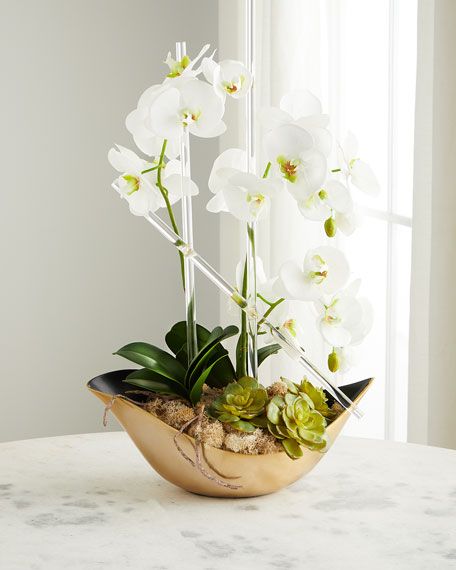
[0, 432, 455, 570]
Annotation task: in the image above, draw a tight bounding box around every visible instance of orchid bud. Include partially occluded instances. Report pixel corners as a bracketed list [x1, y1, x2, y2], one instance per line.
[328, 349, 340, 372]
[324, 216, 336, 238]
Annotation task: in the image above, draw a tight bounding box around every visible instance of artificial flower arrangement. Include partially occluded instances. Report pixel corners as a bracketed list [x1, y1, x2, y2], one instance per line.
[89, 39, 377, 497]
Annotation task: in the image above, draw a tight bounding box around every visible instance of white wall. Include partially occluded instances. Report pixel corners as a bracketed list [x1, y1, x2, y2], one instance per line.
[0, 0, 220, 442]
[409, 0, 456, 449]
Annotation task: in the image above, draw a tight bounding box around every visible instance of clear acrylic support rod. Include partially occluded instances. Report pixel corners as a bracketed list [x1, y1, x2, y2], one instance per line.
[110, 187, 364, 419]
[176, 41, 198, 363]
[245, 0, 258, 378]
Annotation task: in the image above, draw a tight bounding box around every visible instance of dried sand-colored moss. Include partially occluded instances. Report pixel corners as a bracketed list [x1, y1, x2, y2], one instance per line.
[143, 384, 343, 455]
[144, 391, 280, 455]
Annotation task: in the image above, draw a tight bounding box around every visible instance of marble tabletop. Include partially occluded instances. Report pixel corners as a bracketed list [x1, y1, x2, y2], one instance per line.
[0, 432, 455, 570]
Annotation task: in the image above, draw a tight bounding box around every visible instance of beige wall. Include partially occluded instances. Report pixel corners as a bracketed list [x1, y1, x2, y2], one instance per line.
[0, 0, 220, 441]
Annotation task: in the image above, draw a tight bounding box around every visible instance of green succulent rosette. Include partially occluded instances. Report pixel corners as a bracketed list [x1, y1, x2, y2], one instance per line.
[266, 391, 328, 459]
[281, 377, 334, 419]
[209, 376, 268, 433]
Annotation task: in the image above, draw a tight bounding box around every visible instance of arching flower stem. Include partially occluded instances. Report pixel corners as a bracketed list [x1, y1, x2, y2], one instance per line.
[257, 296, 285, 327]
[155, 139, 185, 289]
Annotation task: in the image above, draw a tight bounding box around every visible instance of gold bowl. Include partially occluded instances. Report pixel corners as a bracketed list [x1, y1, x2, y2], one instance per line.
[88, 370, 372, 498]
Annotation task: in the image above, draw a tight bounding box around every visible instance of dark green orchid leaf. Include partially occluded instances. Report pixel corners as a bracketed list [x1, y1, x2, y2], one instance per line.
[189, 355, 226, 405]
[165, 321, 237, 386]
[165, 321, 212, 366]
[125, 368, 187, 398]
[204, 354, 236, 388]
[185, 325, 239, 389]
[114, 342, 186, 382]
[258, 344, 281, 367]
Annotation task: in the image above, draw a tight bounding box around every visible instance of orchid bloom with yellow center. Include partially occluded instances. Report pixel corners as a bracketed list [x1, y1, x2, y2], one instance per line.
[206, 148, 280, 222]
[264, 123, 328, 201]
[315, 280, 374, 348]
[277, 246, 349, 301]
[149, 79, 226, 139]
[202, 58, 252, 101]
[108, 145, 198, 217]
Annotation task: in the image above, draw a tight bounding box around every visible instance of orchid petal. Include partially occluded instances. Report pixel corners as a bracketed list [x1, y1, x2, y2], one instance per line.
[280, 90, 322, 120]
[149, 87, 182, 139]
[297, 192, 328, 221]
[279, 261, 315, 301]
[258, 106, 293, 132]
[342, 131, 359, 161]
[350, 160, 380, 196]
[165, 174, 198, 201]
[206, 191, 228, 213]
[264, 123, 313, 162]
[325, 180, 353, 213]
[320, 321, 352, 347]
[209, 149, 247, 194]
[201, 57, 218, 84]
[108, 145, 144, 173]
[349, 298, 374, 345]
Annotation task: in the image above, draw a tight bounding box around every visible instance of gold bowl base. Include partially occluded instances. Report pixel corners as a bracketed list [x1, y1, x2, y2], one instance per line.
[88, 370, 372, 498]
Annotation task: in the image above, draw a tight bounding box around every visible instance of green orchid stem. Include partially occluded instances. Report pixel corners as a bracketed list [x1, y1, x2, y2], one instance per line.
[246, 223, 258, 377]
[257, 293, 276, 307]
[155, 139, 185, 290]
[236, 258, 248, 378]
[262, 161, 272, 179]
[141, 164, 161, 174]
[258, 297, 285, 327]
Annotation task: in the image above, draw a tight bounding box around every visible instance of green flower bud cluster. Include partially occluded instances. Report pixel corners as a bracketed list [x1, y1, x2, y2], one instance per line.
[209, 376, 268, 433]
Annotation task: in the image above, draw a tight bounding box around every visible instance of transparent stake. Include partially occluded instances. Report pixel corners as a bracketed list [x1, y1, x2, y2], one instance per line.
[245, 0, 258, 378]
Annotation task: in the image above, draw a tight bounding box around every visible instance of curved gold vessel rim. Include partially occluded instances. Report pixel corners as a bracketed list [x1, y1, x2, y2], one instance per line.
[87, 377, 373, 460]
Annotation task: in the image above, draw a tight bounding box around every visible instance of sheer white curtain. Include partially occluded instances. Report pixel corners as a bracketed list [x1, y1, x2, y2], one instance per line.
[218, 0, 417, 440]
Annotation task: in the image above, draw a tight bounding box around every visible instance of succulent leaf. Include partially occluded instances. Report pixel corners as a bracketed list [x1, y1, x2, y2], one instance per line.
[298, 378, 332, 418]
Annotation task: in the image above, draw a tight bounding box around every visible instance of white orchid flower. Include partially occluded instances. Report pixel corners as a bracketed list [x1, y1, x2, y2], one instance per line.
[233, 257, 302, 348]
[260, 90, 332, 156]
[298, 180, 352, 219]
[264, 123, 327, 200]
[297, 180, 360, 236]
[338, 132, 380, 196]
[207, 149, 278, 221]
[165, 44, 213, 79]
[148, 79, 226, 140]
[277, 246, 349, 301]
[316, 280, 373, 347]
[108, 145, 197, 216]
[209, 170, 278, 222]
[202, 58, 252, 100]
[259, 295, 302, 348]
[126, 84, 180, 159]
